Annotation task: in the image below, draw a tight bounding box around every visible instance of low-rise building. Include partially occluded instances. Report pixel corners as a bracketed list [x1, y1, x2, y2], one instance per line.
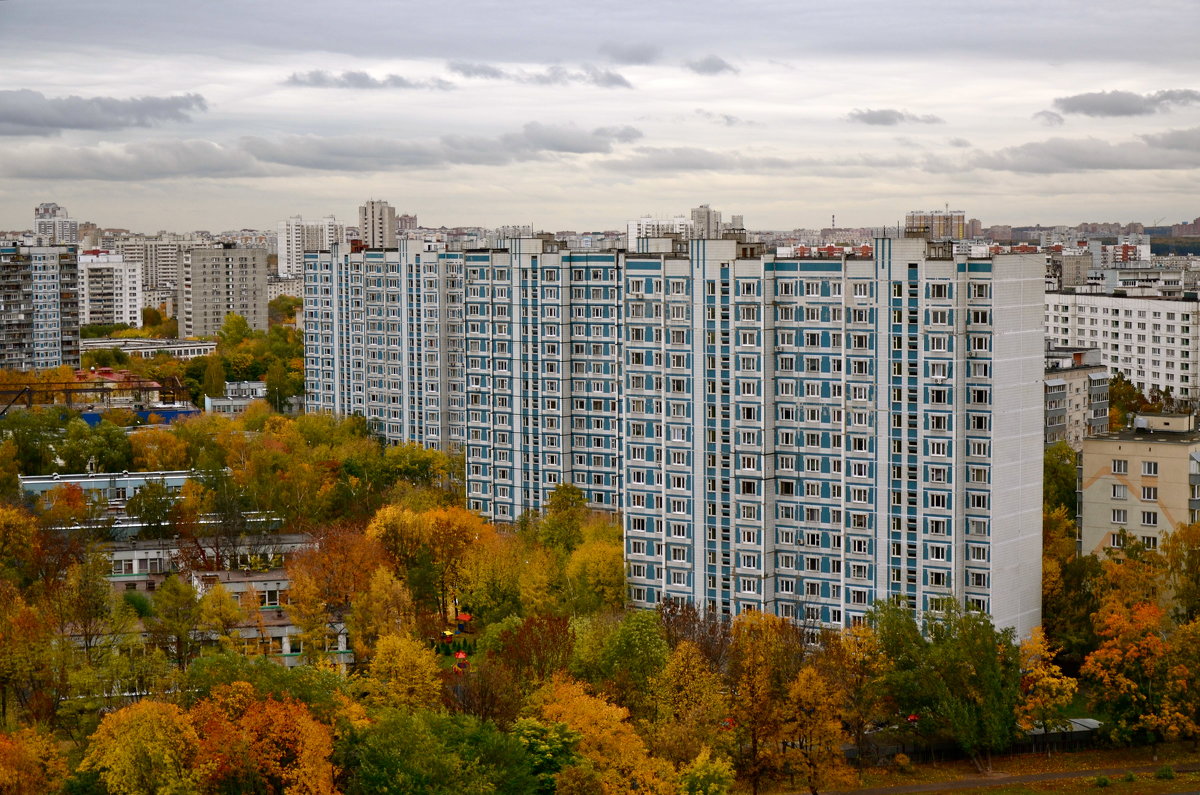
[204, 380, 266, 416]
[1045, 346, 1109, 447]
[80, 336, 216, 360]
[1079, 412, 1200, 556]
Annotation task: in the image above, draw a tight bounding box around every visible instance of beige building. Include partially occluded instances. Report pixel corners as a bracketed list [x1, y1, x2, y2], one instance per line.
[1045, 345, 1109, 448]
[180, 246, 269, 337]
[358, 199, 397, 249]
[1080, 412, 1200, 556]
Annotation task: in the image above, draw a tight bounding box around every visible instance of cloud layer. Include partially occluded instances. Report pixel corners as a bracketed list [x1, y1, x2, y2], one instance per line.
[285, 71, 454, 90]
[0, 90, 206, 136]
[1052, 89, 1200, 117]
[847, 108, 944, 126]
[446, 62, 632, 88]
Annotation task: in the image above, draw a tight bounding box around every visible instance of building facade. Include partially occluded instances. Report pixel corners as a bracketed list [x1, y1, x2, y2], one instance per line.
[358, 200, 398, 249]
[305, 233, 1044, 634]
[278, 215, 342, 278]
[79, 252, 143, 327]
[1045, 292, 1200, 405]
[1045, 346, 1109, 447]
[33, 202, 79, 244]
[1079, 413, 1200, 556]
[303, 243, 465, 451]
[0, 243, 81, 369]
[180, 246, 270, 337]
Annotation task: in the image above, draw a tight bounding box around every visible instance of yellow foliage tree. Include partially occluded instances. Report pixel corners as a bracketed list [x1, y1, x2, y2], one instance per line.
[1016, 626, 1078, 752]
[815, 622, 893, 763]
[197, 581, 246, 652]
[130, 428, 190, 472]
[363, 633, 443, 710]
[79, 700, 200, 795]
[0, 728, 67, 794]
[782, 667, 856, 795]
[532, 675, 676, 794]
[647, 640, 731, 766]
[345, 567, 414, 663]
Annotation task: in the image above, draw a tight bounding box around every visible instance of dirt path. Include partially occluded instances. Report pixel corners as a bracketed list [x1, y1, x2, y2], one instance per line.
[840, 761, 1200, 794]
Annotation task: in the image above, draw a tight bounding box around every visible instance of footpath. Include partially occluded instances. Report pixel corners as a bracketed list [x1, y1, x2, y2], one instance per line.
[842, 761, 1200, 794]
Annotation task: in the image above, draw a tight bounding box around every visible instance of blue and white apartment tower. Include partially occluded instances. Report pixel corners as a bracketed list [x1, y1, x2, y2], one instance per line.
[303, 243, 465, 451]
[621, 236, 1042, 636]
[306, 233, 1043, 636]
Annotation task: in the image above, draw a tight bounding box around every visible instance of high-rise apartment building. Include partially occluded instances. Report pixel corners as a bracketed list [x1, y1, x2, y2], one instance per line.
[303, 243, 465, 450]
[905, 209, 966, 240]
[115, 235, 208, 290]
[307, 233, 1044, 634]
[79, 252, 142, 327]
[180, 246, 269, 337]
[0, 244, 81, 369]
[33, 202, 79, 245]
[1045, 292, 1200, 405]
[359, 200, 398, 249]
[462, 238, 624, 520]
[690, 204, 723, 239]
[278, 215, 343, 278]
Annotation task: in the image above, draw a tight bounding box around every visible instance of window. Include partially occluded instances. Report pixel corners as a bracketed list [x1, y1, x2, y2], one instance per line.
[1142, 486, 1158, 501]
[1112, 484, 1128, 500]
[1112, 459, 1128, 474]
[1143, 461, 1159, 476]
[1142, 511, 1158, 526]
[1112, 509, 1128, 524]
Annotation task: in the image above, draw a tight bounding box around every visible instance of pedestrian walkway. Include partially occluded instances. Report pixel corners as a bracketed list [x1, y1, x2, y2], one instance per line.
[842, 761, 1200, 794]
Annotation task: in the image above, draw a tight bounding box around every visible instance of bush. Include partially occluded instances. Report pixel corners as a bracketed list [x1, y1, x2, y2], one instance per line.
[123, 590, 154, 618]
[1155, 766, 1175, 780]
[893, 753, 912, 774]
[1122, 772, 1136, 782]
[1093, 775, 1110, 788]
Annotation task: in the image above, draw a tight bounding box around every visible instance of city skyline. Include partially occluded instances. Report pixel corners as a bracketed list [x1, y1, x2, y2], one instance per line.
[1, 0, 1199, 231]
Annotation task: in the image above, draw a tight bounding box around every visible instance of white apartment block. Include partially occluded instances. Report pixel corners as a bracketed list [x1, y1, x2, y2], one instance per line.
[180, 247, 270, 337]
[305, 232, 1044, 634]
[79, 253, 142, 327]
[115, 236, 208, 290]
[359, 200, 398, 249]
[33, 202, 78, 244]
[627, 215, 692, 243]
[303, 243, 465, 451]
[1045, 291, 1200, 404]
[0, 244, 81, 369]
[278, 215, 343, 278]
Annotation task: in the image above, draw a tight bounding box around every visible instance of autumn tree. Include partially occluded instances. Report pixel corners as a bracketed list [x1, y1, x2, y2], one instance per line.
[727, 611, 807, 793]
[125, 478, 176, 539]
[647, 640, 731, 766]
[197, 581, 246, 652]
[202, 355, 227, 399]
[80, 700, 200, 795]
[815, 622, 893, 763]
[147, 574, 201, 669]
[360, 633, 443, 710]
[532, 674, 676, 794]
[345, 567, 414, 663]
[129, 428, 189, 471]
[1043, 441, 1078, 515]
[782, 666, 856, 795]
[0, 728, 68, 794]
[1016, 626, 1078, 755]
[189, 682, 337, 794]
[1162, 521, 1200, 623]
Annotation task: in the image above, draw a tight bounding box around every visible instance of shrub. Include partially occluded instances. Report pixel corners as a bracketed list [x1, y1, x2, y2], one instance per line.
[1155, 766, 1175, 780]
[1122, 772, 1136, 782]
[1093, 775, 1110, 788]
[893, 753, 912, 774]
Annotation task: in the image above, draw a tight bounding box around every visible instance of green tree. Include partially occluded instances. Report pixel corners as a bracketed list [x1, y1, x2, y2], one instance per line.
[147, 575, 200, 669]
[1162, 522, 1200, 624]
[79, 700, 200, 795]
[125, 479, 176, 539]
[264, 360, 292, 412]
[678, 747, 735, 795]
[141, 306, 163, 327]
[512, 719, 581, 794]
[217, 312, 253, 348]
[1044, 441, 1078, 515]
[202, 355, 226, 399]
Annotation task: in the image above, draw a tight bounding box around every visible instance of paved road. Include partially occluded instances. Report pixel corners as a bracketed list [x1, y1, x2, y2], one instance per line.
[841, 761, 1200, 794]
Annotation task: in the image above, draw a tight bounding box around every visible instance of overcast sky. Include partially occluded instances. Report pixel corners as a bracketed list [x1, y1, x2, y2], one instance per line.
[2, 0, 1199, 233]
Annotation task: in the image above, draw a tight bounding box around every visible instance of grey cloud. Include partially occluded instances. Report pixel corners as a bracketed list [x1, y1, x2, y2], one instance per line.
[602, 146, 798, 174]
[447, 61, 509, 79]
[847, 108, 944, 126]
[1053, 89, 1200, 117]
[0, 89, 206, 136]
[694, 109, 755, 127]
[685, 55, 737, 75]
[969, 133, 1200, 174]
[446, 61, 631, 88]
[285, 70, 454, 90]
[0, 139, 265, 180]
[947, 137, 972, 148]
[599, 42, 661, 65]
[1032, 110, 1065, 127]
